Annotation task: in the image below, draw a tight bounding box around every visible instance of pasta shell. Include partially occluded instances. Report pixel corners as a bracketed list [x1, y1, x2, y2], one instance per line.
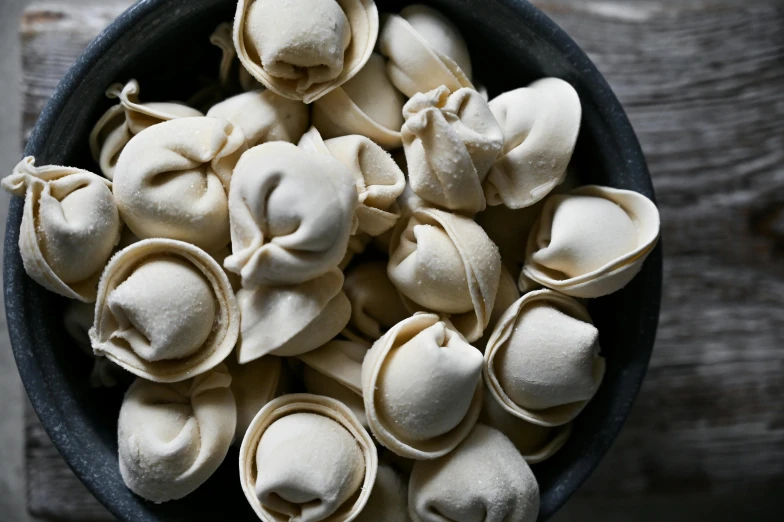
[240, 394, 377, 522]
[234, 0, 379, 103]
[118, 365, 236, 502]
[362, 313, 483, 459]
[2, 157, 122, 302]
[523, 185, 660, 298]
[484, 78, 582, 209]
[90, 239, 240, 383]
[479, 383, 571, 464]
[484, 289, 605, 426]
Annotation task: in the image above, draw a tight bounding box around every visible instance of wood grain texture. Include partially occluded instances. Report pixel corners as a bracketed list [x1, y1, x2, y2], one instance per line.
[18, 0, 784, 520]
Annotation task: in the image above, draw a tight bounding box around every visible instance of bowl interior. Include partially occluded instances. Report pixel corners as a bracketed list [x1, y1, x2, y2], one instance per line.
[4, 0, 662, 520]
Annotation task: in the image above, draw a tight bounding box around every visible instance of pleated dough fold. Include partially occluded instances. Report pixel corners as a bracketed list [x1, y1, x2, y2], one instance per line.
[523, 185, 660, 298]
[118, 365, 237, 502]
[234, 0, 379, 103]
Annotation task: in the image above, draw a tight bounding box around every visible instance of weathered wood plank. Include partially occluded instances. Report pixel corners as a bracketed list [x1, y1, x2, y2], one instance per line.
[17, 0, 784, 520]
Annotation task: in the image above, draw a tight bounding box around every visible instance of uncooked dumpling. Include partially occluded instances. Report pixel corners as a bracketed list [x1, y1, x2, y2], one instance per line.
[355, 462, 408, 522]
[118, 365, 236, 502]
[224, 141, 358, 286]
[313, 53, 406, 149]
[484, 289, 605, 426]
[402, 86, 503, 215]
[362, 313, 484, 459]
[379, 5, 473, 98]
[112, 116, 247, 252]
[408, 424, 539, 522]
[235, 269, 351, 363]
[388, 207, 501, 342]
[523, 185, 660, 298]
[90, 239, 240, 383]
[2, 157, 122, 302]
[342, 262, 409, 346]
[484, 78, 582, 209]
[240, 394, 377, 522]
[89, 80, 202, 180]
[234, 0, 379, 103]
[206, 90, 309, 148]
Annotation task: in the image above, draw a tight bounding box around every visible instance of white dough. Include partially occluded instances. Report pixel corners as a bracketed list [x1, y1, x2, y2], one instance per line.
[234, 0, 379, 103]
[408, 424, 539, 522]
[118, 365, 236, 502]
[362, 313, 484, 459]
[112, 117, 247, 252]
[484, 289, 606, 426]
[523, 185, 660, 298]
[342, 262, 409, 346]
[240, 394, 378, 522]
[402, 86, 503, 214]
[224, 141, 357, 286]
[484, 78, 582, 209]
[2, 157, 122, 302]
[90, 239, 240, 383]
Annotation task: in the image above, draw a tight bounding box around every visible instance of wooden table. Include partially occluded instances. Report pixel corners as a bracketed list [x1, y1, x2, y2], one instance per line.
[20, 1, 784, 520]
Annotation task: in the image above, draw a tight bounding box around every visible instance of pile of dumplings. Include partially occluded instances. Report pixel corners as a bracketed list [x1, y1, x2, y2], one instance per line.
[4, 2, 660, 521]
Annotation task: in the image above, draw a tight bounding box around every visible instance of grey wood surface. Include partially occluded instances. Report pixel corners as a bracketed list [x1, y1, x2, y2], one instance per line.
[18, 0, 784, 521]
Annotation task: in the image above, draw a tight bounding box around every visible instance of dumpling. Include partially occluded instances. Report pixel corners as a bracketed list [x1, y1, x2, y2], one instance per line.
[206, 90, 309, 148]
[235, 268, 351, 363]
[89, 80, 202, 180]
[234, 0, 379, 103]
[63, 301, 125, 388]
[342, 262, 409, 346]
[480, 383, 571, 464]
[113, 117, 247, 252]
[2, 157, 122, 302]
[523, 185, 661, 298]
[388, 207, 501, 342]
[313, 53, 405, 149]
[362, 313, 483, 459]
[118, 365, 236, 502]
[379, 4, 473, 98]
[224, 141, 358, 286]
[484, 289, 605, 426]
[299, 340, 368, 426]
[239, 394, 377, 522]
[355, 462, 408, 522]
[484, 78, 582, 209]
[226, 356, 288, 445]
[402, 86, 503, 214]
[408, 424, 539, 522]
[299, 127, 406, 238]
[90, 239, 240, 383]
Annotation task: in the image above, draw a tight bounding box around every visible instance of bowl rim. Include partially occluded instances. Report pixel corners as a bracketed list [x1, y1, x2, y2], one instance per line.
[4, 0, 662, 520]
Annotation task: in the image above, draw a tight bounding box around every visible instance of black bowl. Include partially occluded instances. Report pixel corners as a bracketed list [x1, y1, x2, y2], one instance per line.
[4, 0, 662, 520]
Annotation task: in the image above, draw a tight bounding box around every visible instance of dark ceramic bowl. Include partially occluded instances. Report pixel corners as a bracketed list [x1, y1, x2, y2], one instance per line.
[4, 0, 662, 520]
